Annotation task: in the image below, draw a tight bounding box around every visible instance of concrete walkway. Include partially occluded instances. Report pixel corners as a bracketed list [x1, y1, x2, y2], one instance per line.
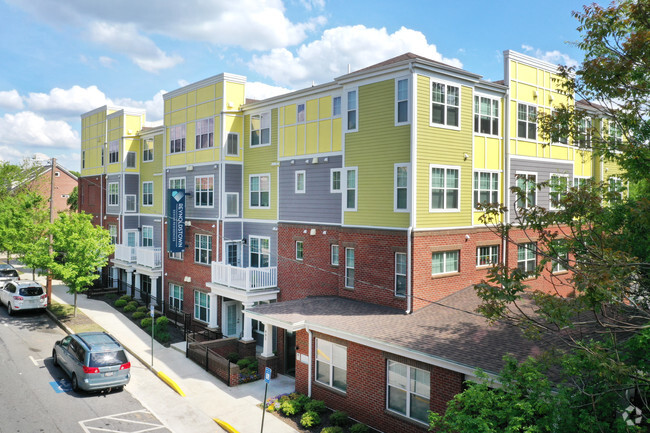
[12, 261, 297, 433]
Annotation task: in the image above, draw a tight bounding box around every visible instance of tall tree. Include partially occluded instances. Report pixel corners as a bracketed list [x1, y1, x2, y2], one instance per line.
[66, 186, 78, 212]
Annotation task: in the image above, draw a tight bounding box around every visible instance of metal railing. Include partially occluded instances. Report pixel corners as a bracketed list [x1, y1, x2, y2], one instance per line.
[210, 262, 277, 291]
[114, 245, 162, 268]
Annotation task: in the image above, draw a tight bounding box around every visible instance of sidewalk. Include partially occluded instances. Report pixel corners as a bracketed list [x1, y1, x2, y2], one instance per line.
[15, 262, 298, 433]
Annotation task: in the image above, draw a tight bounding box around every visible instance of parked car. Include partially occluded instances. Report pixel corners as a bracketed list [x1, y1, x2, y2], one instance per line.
[0, 263, 19, 285]
[0, 280, 46, 315]
[52, 332, 131, 392]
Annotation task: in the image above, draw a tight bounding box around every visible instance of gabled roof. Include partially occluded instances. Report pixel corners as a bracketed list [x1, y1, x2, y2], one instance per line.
[10, 161, 78, 192]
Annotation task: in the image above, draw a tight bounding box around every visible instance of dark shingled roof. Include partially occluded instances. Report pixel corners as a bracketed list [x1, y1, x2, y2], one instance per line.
[348, 52, 469, 77]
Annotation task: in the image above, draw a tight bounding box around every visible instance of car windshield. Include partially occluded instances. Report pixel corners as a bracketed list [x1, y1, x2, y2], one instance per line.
[89, 350, 128, 367]
[0, 270, 18, 277]
[19, 286, 43, 296]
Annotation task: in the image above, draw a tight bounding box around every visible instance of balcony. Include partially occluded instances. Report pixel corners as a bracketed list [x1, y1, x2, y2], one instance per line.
[210, 262, 277, 291]
[113, 245, 162, 269]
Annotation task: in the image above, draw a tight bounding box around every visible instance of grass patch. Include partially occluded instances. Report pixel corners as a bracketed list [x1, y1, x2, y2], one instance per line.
[48, 300, 105, 333]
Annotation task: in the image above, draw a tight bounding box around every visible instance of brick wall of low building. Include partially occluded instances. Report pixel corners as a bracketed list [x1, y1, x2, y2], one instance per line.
[79, 175, 104, 226]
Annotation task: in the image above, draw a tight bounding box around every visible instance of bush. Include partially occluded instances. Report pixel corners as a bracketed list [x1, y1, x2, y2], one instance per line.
[114, 299, 127, 308]
[300, 411, 321, 428]
[123, 303, 137, 313]
[292, 393, 311, 408]
[155, 316, 168, 334]
[305, 399, 327, 414]
[105, 293, 118, 300]
[321, 427, 344, 433]
[156, 331, 170, 344]
[329, 411, 349, 427]
[237, 358, 251, 370]
[280, 399, 303, 417]
[132, 311, 146, 320]
[226, 352, 240, 363]
[350, 423, 370, 433]
[245, 356, 258, 371]
[140, 317, 153, 329]
[119, 295, 132, 301]
[136, 305, 148, 313]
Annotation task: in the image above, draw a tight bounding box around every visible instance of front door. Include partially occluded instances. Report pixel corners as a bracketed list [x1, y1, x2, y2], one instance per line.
[225, 243, 240, 266]
[222, 300, 241, 338]
[284, 331, 296, 376]
[126, 230, 138, 247]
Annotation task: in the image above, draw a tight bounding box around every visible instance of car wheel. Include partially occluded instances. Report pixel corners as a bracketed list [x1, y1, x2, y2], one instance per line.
[52, 350, 58, 367]
[71, 374, 79, 392]
[7, 303, 13, 316]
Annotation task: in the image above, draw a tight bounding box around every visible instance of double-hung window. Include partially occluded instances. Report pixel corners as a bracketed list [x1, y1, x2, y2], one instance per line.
[516, 173, 536, 208]
[518, 243, 537, 273]
[330, 169, 341, 193]
[345, 169, 357, 210]
[331, 244, 339, 266]
[295, 170, 306, 194]
[474, 95, 499, 135]
[194, 234, 212, 265]
[316, 339, 347, 392]
[195, 117, 214, 149]
[578, 117, 592, 147]
[346, 90, 357, 131]
[109, 140, 119, 163]
[195, 176, 214, 207]
[194, 291, 209, 323]
[143, 139, 154, 162]
[225, 192, 239, 217]
[396, 78, 409, 124]
[551, 240, 568, 273]
[142, 226, 153, 247]
[432, 251, 459, 275]
[170, 124, 186, 153]
[226, 133, 239, 156]
[477, 245, 499, 267]
[169, 177, 186, 190]
[387, 360, 430, 424]
[609, 122, 623, 145]
[142, 181, 153, 206]
[430, 166, 459, 211]
[169, 283, 183, 311]
[251, 113, 270, 146]
[345, 248, 354, 288]
[125, 195, 136, 212]
[609, 177, 624, 201]
[473, 171, 499, 209]
[108, 225, 117, 245]
[108, 183, 119, 206]
[395, 252, 407, 297]
[431, 81, 460, 127]
[550, 174, 569, 210]
[250, 174, 270, 208]
[517, 103, 537, 140]
[395, 164, 409, 211]
[296, 241, 304, 261]
[250, 236, 270, 268]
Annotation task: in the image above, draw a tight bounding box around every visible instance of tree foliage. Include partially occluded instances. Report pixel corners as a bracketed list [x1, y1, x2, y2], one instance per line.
[66, 186, 78, 211]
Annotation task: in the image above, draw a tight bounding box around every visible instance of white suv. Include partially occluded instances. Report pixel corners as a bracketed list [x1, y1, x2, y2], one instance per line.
[1, 280, 47, 315]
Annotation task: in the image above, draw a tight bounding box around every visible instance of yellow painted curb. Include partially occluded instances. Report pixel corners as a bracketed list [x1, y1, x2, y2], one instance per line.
[213, 418, 239, 433]
[157, 371, 186, 397]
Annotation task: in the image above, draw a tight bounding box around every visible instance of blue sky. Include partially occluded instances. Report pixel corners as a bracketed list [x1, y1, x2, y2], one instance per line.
[0, 0, 589, 171]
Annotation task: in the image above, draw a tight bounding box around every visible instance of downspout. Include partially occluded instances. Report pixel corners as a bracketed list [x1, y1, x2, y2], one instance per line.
[162, 127, 168, 314]
[406, 62, 417, 314]
[503, 60, 511, 268]
[306, 325, 313, 397]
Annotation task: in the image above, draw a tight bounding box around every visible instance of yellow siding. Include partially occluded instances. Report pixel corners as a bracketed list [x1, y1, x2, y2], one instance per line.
[195, 149, 216, 163]
[551, 145, 569, 161]
[197, 85, 215, 104]
[332, 118, 342, 152]
[306, 123, 318, 154]
[243, 109, 278, 220]
[517, 141, 536, 157]
[196, 102, 215, 120]
[171, 111, 186, 125]
[283, 125, 296, 157]
[518, 64, 538, 85]
[186, 105, 196, 122]
[574, 150, 593, 177]
[296, 124, 306, 155]
[168, 152, 187, 167]
[171, 94, 187, 112]
[319, 120, 332, 153]
[485, 138, 501, 170]
[125, 115, 142, 134]
[306, 99, 318, 122]
[319, 96, 332, 118]
[225, 82, 244, 109]
[474, 137, 486, 170]
[516, 82, 538, 103]
[285, 105, 296, 126]
[187, 90, 196, 107]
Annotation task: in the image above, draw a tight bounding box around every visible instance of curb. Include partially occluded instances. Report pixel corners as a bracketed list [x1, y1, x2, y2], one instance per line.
[213, 418, 240, 433]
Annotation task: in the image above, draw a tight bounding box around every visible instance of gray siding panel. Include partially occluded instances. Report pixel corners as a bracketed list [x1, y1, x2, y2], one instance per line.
[123, 215, 139, 230]
[278, 155, 342, 224]
[225, 164, 243, 218]
[167, 165, 220, 220]
[242, 222, 277, 267]
[223, 221, 243, 244]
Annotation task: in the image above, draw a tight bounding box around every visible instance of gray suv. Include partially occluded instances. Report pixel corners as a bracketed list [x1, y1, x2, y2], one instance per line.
[52, 332, 131, 392]
[0, 263, 19, 285]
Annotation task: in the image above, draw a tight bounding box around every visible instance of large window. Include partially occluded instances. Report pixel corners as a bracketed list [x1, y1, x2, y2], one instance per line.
[250, 174, 270, 208]
[195, 176, 214, 208]
[395, 252, 407, 297]
[345, 248, 354, 288]
[195, 117, 214, 149]
[345, 169, 357, 210]
[250, 236, 270, 268]
[142, 181, 153, 206]
[432, 250, 459, 275]
[143, 139, 154, 162]
[387, 360, 430, 424]
[331, 244, 339, 266]
[396, 78, 409, 124]
[477, 245, 499, 267]
[194, 291, 209, 323]
[194, 234, 212, 265]
[609, 122, 623, 145]
[126, 152, 136, 168]
[125, 195, 136, 212]
[142, 226, 153, 247]
[170, 124, 186, 153]
[109, 140, 119, 163]
[108, 183, 119, 206]
[395, 164, 409, 211]
[225, 192, 239, 217]
[518, 243, 537, 273]
[473, 171, 499, 209]
[251, 113, 270, 146]
[169, 177, 186, 190]
[430, 166, 459, 211]
[169, 283, 183, 311]
[226, 133, 239, 156]
[550, 174, 569, 210]
[474, 95, 499, 135]
[347, 90, 357, 131]
[316, 339, 347, 392]
[431, 81, 459, 127]
[517, 103, 537, 140]
[515, 173, 536, 208]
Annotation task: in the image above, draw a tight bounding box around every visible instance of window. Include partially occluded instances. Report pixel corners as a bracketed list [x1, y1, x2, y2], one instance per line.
[473, 171, 499, 209]
[551, 241, 568, 273]
[331, 244, 339, 266]
[108, 183, 119, 206]
[395, 164, 409, 211]
[395, 252, 407, 297]
[142, 181, 153, 206]
[578, 117, 592, 146]
[345, 248, 354, 288]
[101, 149, 104, 166]
[295, 170, 305, 194]
[346, 90, 357, 131]
[345, 169, 357, 210]
[170, 124, 186, 153]
[168, 251, 183, 260]
[387, 360, 430, 424]
[250, 236, 270, 268]
[109, 140, 119, 163]
[474, 95, 499, 135]
[126, 151, 136, 168]
[517, 103, 537, 140]
[297, 103, 305, 122]
[574, 177, 589, 189]
[316, 339, 347, 392]
[169, 177, 186, 190]
[125, 195, 136, 212]
[551, 111, 568, 144]
[430, 166, 459, 211]
[609, 122, 623, 145]
[251, 113, 270, 146]
[296, 241, 303, 261]
[609, 177, 624, 201]
[225, 192, 239, 217]
[143, 139, 154, 162]
[516, 173, 536, 208]
[194, 234, 212, 265]
[226, 133, 239, 156]
[431, 81, 460, 127]
[330, 169, 341, 193]
[550, 174, 569, 210]
[195, 118, 214, 149]
[477, 245, 499, 267]
[250, 174, 270, 208]
[108, 225, 117, 245]
[169, 283, 183, 311]
[195, 176, 214, 208]
[517, 243, 537, 273]
[432, 250, 459, 275]
[194, 291, 210, 323]
[82, 151, 86, 169]
[332, 96, 341, 117]
[142, 226, 153, 247]
[396, 78, 409, 124]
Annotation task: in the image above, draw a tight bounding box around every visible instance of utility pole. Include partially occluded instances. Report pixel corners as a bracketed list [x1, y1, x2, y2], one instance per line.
[46, 157, 56, 306]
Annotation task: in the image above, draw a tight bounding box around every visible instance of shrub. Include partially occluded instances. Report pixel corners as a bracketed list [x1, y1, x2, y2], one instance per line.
[136, 305, 148, 313]
[237, 358, 251, 370]
[329, 411, 349, 427]
[105, 293, 118, 300]
[245, 356, 258, 371]
[140, 317, 153, 329]
[123, 303, 137, 313]
[321, 427, 344, 433]
[132, 311, 146, 320]
[156, 331, 170, 344]
[155, 316, 169, 334]
[280, 399, 303, 417]
[305, 399, 327, 414]
[119, 295, 132, 301]
[114, 299, 127, 308]
[350, 423, 370, 433]
[226, 352, 240, 363]
[293, 393, 311, 408]
[300, 411, 321, 428]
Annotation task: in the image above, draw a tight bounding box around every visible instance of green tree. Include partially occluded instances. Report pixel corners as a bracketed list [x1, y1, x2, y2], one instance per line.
[66, 186, 78, 211]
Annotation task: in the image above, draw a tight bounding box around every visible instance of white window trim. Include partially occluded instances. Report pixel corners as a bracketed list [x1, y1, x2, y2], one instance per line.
[109, 140, 119, 164]
[315, 338, 347, 392]
[225, 192, 239, 217]
[194, 175, 214, 208]
[169, 124, 187, 154]
[330, 169, 342, 193]
[249, 173, 271, 209]
[344, 167, 358, 212]
[476, 245, 499, 267]
[108, 182, 119, 206]
[331, 244, 339, 266]
[250, 112, 271, 147]
[429, 78, 461, 130]
[515, 171, 538, 209]
[394, 163, 410, 212]
[143, 139, 154, 163]
[168, 176, 186, 190]
[194, 290, 210, 323]
[195, 117, 214, 149]
[473, 93, 500, 137]
[473, 170, 500, 210]
[549, 173, 570, 210]
[345, 89, 358, 132]
[517, 102, 538, 141]
[345, 247, 354, 288]
[295, 170, 306, 194]
[142, 181, 154, 207]
[141, 225, 154, 247]
[194, 234, 212, 265]
[518, 242, 537, 273]
[429, 164, 461, 213]
[395, 252, 407, 297]
[226, 132, 239, 157]
[124, 194, 137, 212]
[332, 95, 342, 118]
[249, 236, 271, 268]
[296, 103, 306, 123]
[169, 283, 183, 311]
[386, 360, 430, 424]
[295, 241, 303, 261]
[432, 250, 459, 276]
[108, 224, 117, 245]
[395, 77, 410, 126]
[125, 151, 137, 169]
[573, 176, 590, 188]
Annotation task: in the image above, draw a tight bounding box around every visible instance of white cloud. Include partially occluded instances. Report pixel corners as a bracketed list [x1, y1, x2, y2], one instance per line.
[0, 111, 79, 149]
[245, 82, 292, 101]
[25, 85, 109, 116]
[299, 0, 325, 11]
[0, 90, 24, 111]
[113, 90, 166, 122]
[521, 45, 579, 68]
[99, 56, 117, 68]
[249, 25, 463, 88]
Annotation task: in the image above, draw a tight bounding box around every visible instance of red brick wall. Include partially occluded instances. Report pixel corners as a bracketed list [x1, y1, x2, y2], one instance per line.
[28, 168, 78, 215]
[79, 175, 104, 226]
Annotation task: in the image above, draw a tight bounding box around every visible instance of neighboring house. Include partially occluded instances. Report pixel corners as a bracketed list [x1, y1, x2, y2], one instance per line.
[12, 162, 78, 215]
[78, 50, 620, 432]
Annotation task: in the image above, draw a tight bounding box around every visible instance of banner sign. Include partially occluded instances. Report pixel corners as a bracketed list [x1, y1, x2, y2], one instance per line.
[168, 189, 185, 252]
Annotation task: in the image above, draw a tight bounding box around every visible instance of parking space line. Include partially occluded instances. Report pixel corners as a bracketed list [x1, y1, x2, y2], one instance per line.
[79, 409, 168, 433]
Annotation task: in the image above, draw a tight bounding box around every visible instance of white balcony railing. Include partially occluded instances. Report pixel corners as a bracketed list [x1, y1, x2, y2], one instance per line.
[114, 244, 136, 263]
[211, 262, 277, 291]
[114, 245, 161, 269]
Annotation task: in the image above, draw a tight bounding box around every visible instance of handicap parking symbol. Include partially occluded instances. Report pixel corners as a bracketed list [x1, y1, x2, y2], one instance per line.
[49, 378, 72, 393]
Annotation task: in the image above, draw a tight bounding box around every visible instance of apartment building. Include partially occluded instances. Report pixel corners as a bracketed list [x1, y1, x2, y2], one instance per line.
[79, 50, 619, 432]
